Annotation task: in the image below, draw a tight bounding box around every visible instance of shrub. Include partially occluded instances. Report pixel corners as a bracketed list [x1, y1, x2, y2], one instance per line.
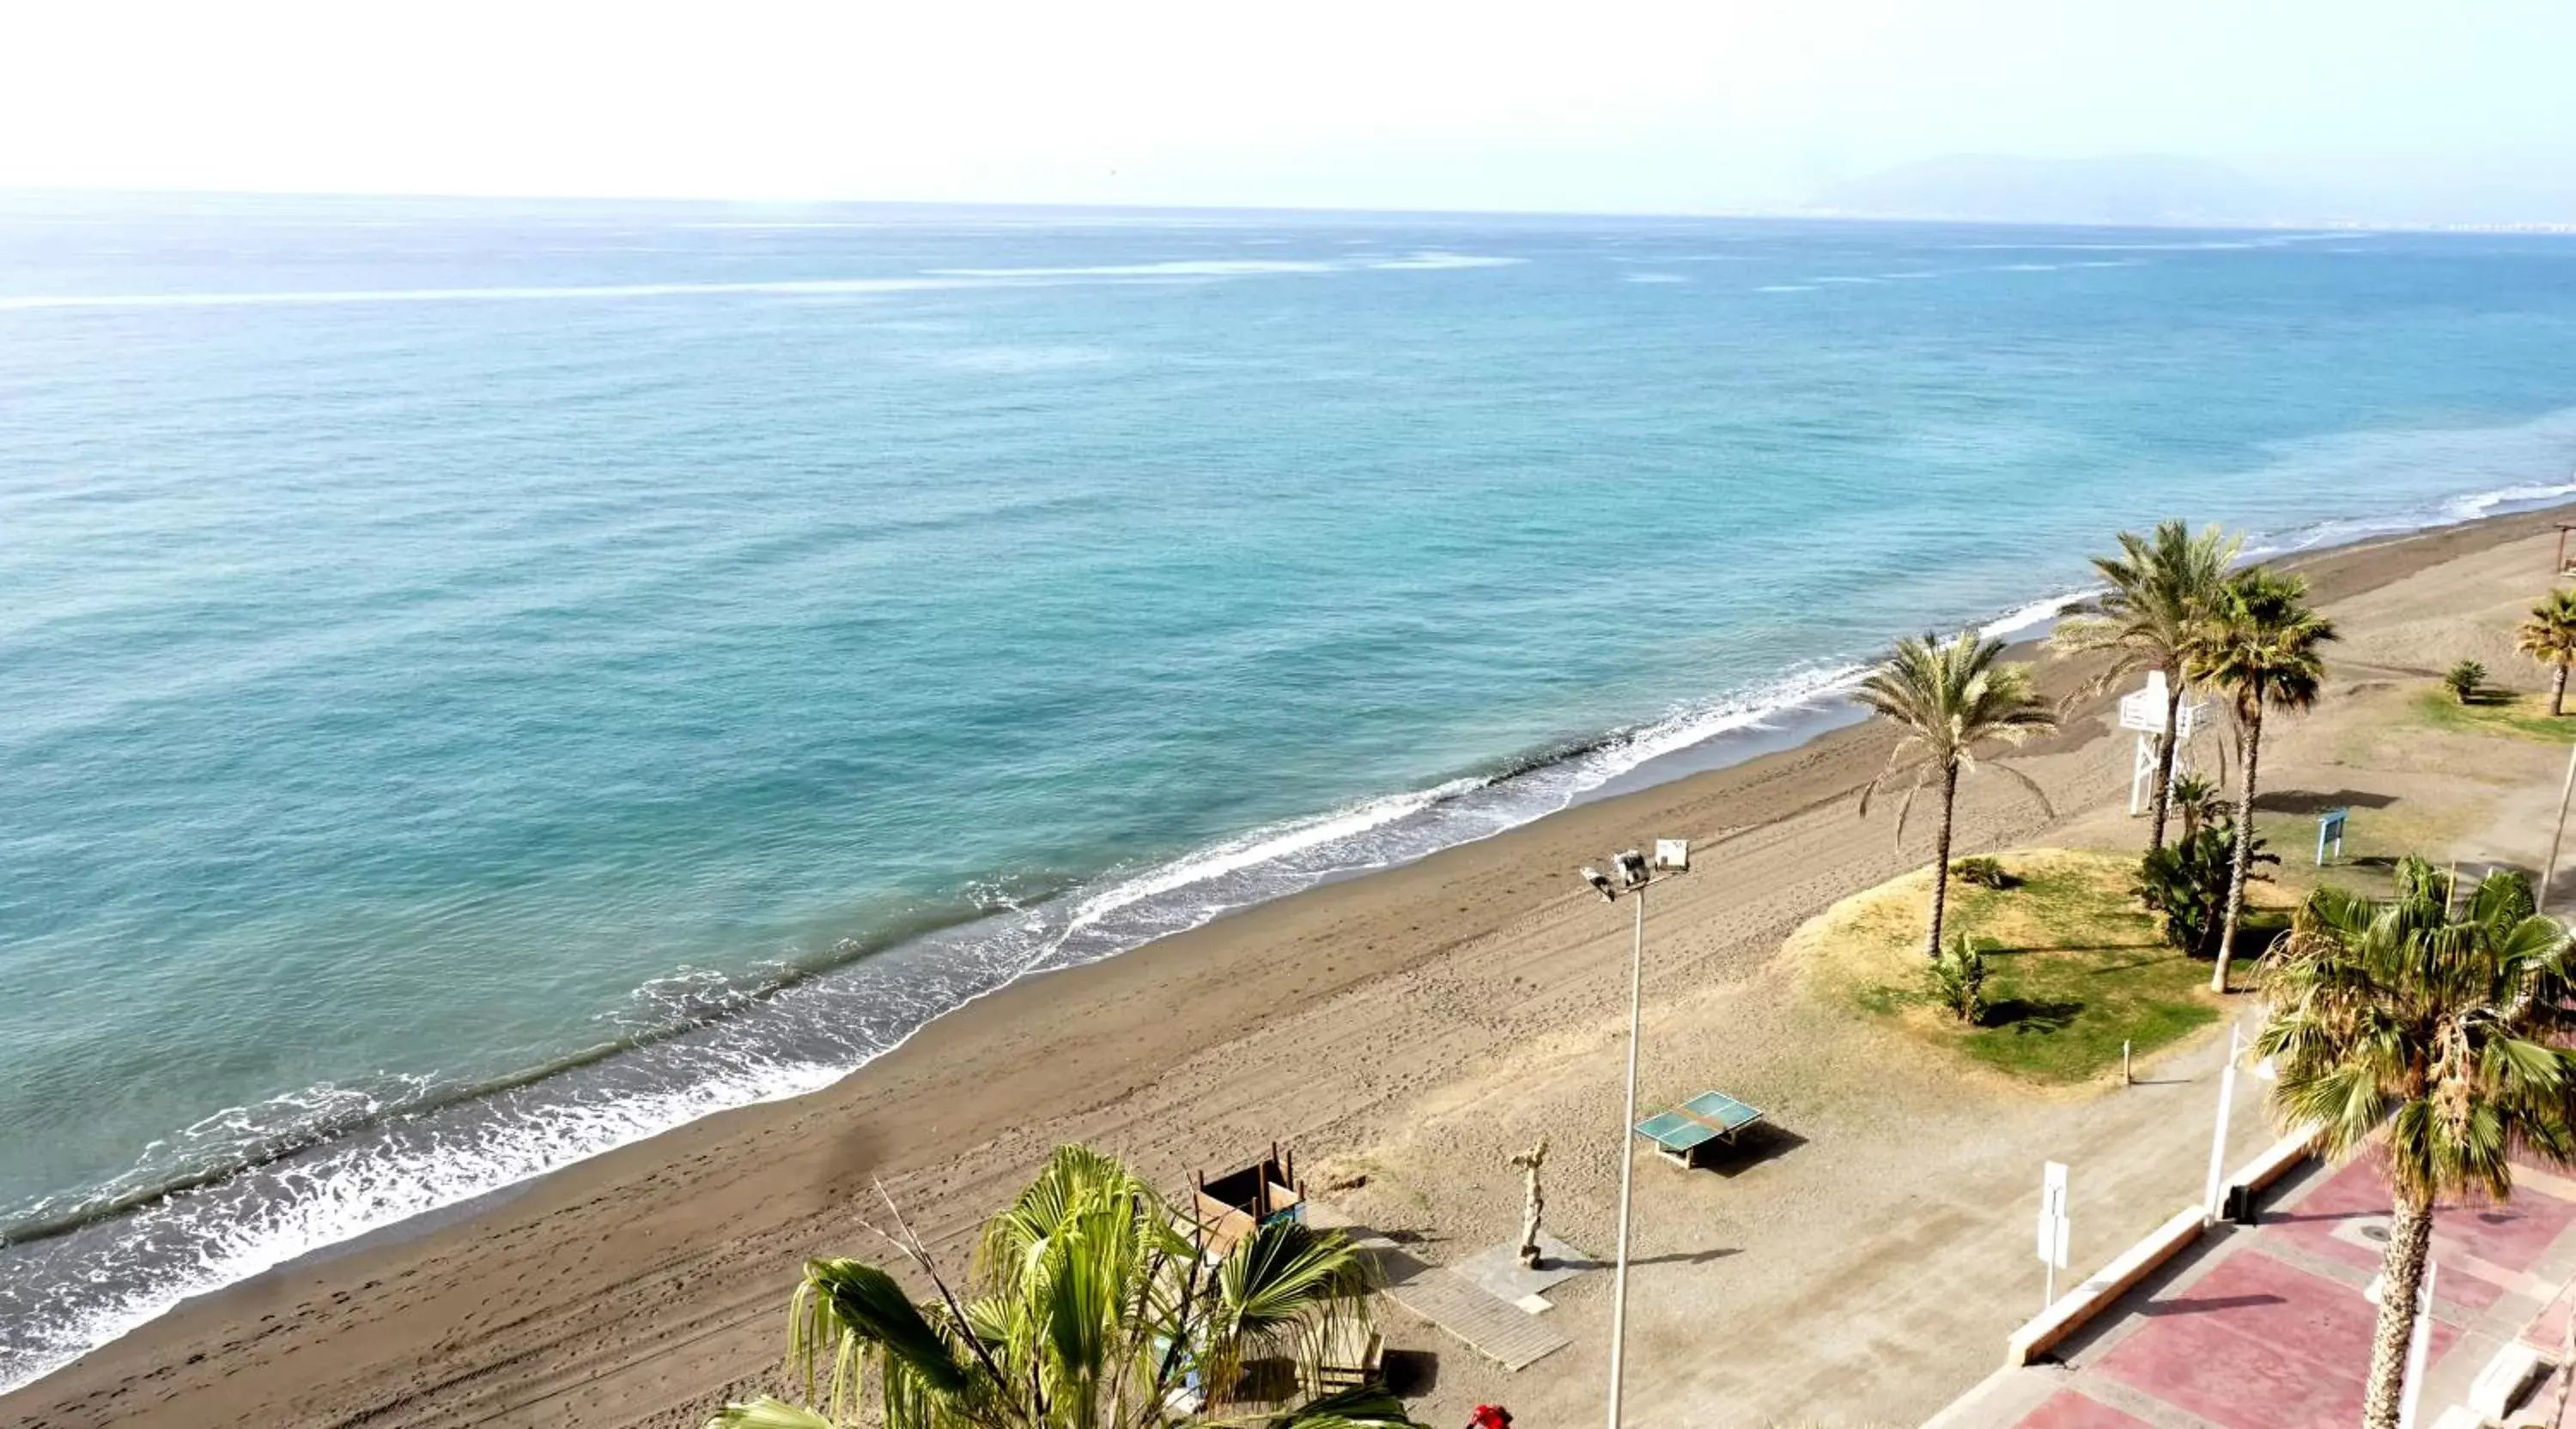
[2136, 820, 2277, 959]
[1928, 933, 1990, 1024]
[1949, 854, 2016, 890]
[2166, 773, 2233, 844]
[2444, 660, 2486, 704]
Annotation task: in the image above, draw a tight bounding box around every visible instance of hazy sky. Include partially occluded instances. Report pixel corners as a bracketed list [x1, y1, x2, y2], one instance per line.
[6, 1, 2571, 215]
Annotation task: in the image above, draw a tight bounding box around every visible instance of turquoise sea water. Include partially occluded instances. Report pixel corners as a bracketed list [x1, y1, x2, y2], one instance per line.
[3, 194, 2574, 1385]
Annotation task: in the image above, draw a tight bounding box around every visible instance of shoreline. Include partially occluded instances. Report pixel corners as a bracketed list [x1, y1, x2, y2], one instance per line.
[4, 499, 2573, 1422]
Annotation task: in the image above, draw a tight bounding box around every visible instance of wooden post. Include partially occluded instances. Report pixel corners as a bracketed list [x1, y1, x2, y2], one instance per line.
[2123, 1041, 2133, 1086]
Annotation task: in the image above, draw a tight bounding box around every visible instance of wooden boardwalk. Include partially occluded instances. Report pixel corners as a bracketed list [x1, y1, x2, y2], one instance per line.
[1372, 1247, 1571, 1371]
[1305, 1204, 1571, 1371]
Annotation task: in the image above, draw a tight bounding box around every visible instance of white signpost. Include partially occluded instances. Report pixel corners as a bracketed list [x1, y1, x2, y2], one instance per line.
[2205, 1025, 2242, 1221]
[2369, 1259, 2439, 1429]
[2120, 672, 2208, 817]
[2037, 1161, 2071, 1308]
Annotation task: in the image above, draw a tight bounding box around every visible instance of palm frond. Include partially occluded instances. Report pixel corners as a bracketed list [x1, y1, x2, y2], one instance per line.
[706, 1396, 841, 1429]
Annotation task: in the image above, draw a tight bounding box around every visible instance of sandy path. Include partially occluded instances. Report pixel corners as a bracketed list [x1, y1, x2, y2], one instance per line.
[6, 505, 2569, 1429]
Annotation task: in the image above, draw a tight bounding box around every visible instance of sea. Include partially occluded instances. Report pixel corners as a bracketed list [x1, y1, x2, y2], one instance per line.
[3, 192, 2573, 1389]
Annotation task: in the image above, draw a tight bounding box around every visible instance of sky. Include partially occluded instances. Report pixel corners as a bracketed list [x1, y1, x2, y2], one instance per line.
[4, 1, 2573, 219]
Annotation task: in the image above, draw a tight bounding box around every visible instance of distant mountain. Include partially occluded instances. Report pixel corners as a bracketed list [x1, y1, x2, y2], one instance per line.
[1811, 155, 2291, 227]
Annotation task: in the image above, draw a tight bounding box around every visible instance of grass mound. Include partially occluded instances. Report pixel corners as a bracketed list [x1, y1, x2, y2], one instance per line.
[2415, 687, 2576, 745]
[1789, 849, 2227, 1085]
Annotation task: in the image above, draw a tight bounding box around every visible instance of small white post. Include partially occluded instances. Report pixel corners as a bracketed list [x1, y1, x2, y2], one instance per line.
[2204, 1025, 2241, 1222]
[2037, 1161, 2070, 1309]
[2123, 1040, 2133, 1086]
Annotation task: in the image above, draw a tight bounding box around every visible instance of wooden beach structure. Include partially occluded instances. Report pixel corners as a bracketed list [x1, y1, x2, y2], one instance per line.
[1184, 1142, 1305, 1256]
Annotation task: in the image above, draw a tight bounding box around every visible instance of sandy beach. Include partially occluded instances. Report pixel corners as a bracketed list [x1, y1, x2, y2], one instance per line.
[9, 502, 2574, 1429]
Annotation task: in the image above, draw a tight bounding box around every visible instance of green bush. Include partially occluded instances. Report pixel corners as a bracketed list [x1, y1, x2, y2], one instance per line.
[2444, 660, 2487, 704]
[2136, 820, 2278, 960]
[1948, 854, 2016, 889]
[1928, 933, 1990, 1024]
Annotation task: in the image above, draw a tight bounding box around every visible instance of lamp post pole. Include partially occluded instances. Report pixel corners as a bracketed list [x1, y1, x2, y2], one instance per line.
[1607, 883, 1643, 1429]
[2545, 740, 2576, 917]
[1579, 841, 1689, 1429]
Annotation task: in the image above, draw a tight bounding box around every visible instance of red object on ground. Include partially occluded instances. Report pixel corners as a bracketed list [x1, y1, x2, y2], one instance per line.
[1467, 1408, 1514, 1429]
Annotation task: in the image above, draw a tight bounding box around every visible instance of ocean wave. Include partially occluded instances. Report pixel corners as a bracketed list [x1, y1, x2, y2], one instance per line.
[1366, 252, 1525, 271]
[923, 259, 1341, 278]
[1622, 272, 1689, 284]
[0, 254, 1527, 315]
[0, 277, 1007, 311]
[1755, 283, 1818, 293]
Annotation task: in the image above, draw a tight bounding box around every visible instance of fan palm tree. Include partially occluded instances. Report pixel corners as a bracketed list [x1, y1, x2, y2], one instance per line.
[710, 1146, 1415, 1429]
[2165, 772, 2233, 848]
[2252, 869, 2576, 1429]
[1857, 631, 2059, 961]
[2051, 520, 2241, 850]
[2518, 587, 2576, 716]
[2184, 567, 2335, 993]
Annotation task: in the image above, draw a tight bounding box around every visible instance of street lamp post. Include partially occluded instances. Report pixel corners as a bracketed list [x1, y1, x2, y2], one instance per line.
[1579, 838, 1690, 1429]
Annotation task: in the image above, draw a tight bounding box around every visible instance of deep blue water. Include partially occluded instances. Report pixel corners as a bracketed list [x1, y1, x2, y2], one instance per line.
[3, 193, 2573, 1385]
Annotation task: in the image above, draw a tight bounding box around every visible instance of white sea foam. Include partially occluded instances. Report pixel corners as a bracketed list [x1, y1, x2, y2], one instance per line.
[0, 277, 1004, 311]
[1366, 252, 1525, 271]
[1622, 272, 1689, 284]
[0, 1048, 852, 1393]
[1814, 276, 1882, 284]
[2448, 477, 2576, 520]
[925, 259, 1340, 278]
[2, 253, 1529, 315]
[1980, 591, 2098, 641]
[1755, 283, 1818, 293]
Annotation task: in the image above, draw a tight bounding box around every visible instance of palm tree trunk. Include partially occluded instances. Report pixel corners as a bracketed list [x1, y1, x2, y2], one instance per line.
[2363, 1195, 2435, 1429]
[1926, 763, 1959, 961]
[2555, 662, 2567, 717]
[2148, 676, 2184, 852]
[2210, 706, 2262, 994]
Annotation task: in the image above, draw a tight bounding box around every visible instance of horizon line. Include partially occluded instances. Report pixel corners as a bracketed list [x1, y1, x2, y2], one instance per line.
[8, 183, 2573, 237]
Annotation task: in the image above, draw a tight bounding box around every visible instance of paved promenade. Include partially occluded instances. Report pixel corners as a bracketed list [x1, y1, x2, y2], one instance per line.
[1939, 1155, 2576, 1428]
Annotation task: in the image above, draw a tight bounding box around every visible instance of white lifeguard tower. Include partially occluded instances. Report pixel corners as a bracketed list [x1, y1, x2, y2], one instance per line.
[2119, 670, 2208, 817]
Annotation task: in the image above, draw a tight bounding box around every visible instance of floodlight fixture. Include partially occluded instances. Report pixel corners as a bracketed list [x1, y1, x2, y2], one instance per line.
[1613, 848, 1649, 890]
[1582, 866, 1616, 902]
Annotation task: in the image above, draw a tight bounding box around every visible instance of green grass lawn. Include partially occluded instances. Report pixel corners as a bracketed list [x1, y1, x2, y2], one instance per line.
[1804, 849, 2243, 1085]
[2415, 687, 2576, 745]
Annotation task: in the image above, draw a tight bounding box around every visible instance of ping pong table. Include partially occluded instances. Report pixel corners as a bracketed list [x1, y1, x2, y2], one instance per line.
[1632, 1091, 1765, 1168]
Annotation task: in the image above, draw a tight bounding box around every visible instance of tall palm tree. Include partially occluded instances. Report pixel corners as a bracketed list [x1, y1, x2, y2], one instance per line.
[2052, 520, 2241, 850]
[2184, 567, 2335, 993]
[710, 1146, 1415, 1429]
[2253, 870, 2576, 1429]
[2518, 587, 2576, 716]
[1857, 631, 2059, 961]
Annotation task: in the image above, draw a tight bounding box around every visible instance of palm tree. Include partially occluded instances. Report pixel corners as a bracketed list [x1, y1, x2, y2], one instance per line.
[2184, 568, 2336, 993]
[2518, 587, 2576, 716]
[710, 1146, 1415, 1429]
[1857, 631, 2059, 961]
[2252, 869, 2576, 1429]
[2052, 520, 2241, 851]
[2166, 773, 2233, 847]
